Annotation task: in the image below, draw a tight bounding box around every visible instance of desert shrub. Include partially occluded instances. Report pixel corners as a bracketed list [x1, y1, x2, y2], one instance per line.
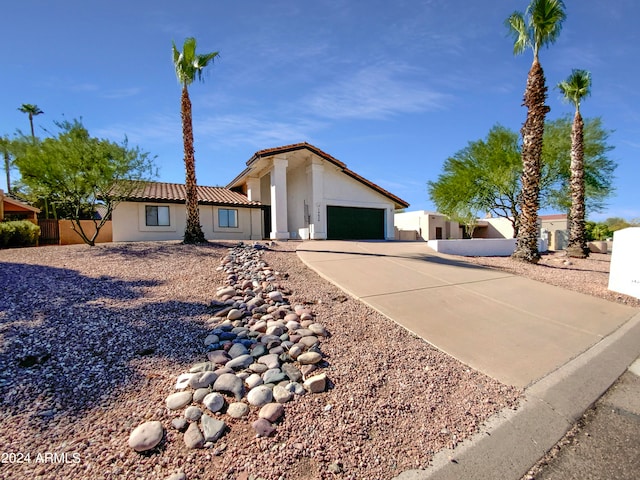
[0, 220, 40, 248]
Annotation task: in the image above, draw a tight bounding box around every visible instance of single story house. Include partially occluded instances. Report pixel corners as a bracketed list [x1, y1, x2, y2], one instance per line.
[112, 143, 409, 242]
[0, 189, 40, 223]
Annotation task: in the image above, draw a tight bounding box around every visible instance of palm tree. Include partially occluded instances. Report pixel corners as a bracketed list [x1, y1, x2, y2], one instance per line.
[1, 136, 13, 194]
[172, 37, 219, 244]
[18, 103, 44, 140]
[558, 69, 592, 258]
[506, 0, 566, 263]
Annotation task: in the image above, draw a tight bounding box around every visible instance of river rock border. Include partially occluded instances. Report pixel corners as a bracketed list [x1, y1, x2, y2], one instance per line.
[128, 242, 331, 453]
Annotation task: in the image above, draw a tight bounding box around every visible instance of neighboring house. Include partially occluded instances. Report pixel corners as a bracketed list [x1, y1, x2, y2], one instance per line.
[111, 182, 263, 242]
[112, 142, 409, 243]
[394, 210, 462, 241]
[539, 214, 568, 251]
[0, 189, 40, 223]
[228, 143, 409, 240]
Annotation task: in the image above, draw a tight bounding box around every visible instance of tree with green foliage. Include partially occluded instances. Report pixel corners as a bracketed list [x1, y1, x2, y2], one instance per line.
[557, 69, 592, 257]
[541, 116, 615, 215]
[14, 120, 156, 246]
[17, 104, 44, 140]
[428, 125, 523, 236]
[428, 119, 616, 238]
[172, 37, 219, 244]
[506, 0, 566, 263]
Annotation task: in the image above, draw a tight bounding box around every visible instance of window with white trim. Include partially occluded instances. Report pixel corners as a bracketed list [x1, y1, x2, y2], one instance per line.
[145, 205, 170, 226]
[218, 208, 238, 228]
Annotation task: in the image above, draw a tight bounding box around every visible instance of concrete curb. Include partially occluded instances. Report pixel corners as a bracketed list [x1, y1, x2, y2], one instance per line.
[394, 311, 640, 480]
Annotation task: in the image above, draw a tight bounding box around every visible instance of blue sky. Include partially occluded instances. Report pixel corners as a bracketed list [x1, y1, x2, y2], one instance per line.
[2, 0, 638, 221]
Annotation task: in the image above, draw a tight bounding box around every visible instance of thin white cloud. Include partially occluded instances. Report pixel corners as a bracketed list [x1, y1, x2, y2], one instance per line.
[102, 87, 142, 99]
[303, 64, 452, 120]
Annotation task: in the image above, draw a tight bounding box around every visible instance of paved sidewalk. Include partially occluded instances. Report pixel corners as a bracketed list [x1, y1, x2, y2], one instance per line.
[296, 240, 640, 479]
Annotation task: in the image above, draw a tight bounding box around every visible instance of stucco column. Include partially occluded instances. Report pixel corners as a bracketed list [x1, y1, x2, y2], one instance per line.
[270, 157, 290, 239]
[246, 176, 261, 202]
[306, 161, 326, 239]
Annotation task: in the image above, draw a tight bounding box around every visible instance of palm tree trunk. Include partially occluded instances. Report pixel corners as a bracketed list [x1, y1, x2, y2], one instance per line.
[181, 85, 206, 244]
[29, 114, 35, 140]
[566, 111, 588, 258]
[3, 151, 10, 194]
[512, 59, 549, 263]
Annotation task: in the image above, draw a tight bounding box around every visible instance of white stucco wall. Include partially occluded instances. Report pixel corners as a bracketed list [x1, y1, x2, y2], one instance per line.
[112, 202, 262, 242]
[286, 163, 310, 239]
[428, 238, 548, 256]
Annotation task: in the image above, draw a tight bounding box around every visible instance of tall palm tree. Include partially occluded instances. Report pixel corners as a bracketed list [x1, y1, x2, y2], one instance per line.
[172, 37, 219, 244]
[18, 103, 44, 140]
[506, 0, 566, 263]
[1, 136, 13, 194]
[558, 69, 592, 258]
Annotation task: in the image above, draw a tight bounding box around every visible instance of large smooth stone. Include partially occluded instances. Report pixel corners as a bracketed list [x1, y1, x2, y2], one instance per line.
[304, 373, 327, 393]
[202, 392, 225, 413]
[297, 351, 322, 365]
[184, 422, 204, 449]
[247, 385, 273, 407]
[189, 371, 217, 389]
[227, 402, 249, 419]
[213, 373, 244, 400]
[252, 418, 276, 437]
[273, 385, 294, 403]
[282, 363, 302, 383]
[259, 402, 285, 422]
[129, 421, 164, 452]
[207, 350, 231, 365]
[166, 391, 192, 410]
[226, 354, 253, 370]
[228, 343, 249, 359]
[200, 414, 226, 442]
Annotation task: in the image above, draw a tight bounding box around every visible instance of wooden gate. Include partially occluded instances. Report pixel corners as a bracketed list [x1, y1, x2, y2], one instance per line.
[38, 219, 60, 245]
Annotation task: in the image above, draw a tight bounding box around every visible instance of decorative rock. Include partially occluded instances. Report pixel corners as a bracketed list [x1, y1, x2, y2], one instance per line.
[258, 353, 280, 369]
[245, 373, 264, 389]
[227, 308, 244, 321]
[288, 345, 303, 359]
[225, 354, 253, 370]
[249, 362, 268, 374]
[266, 325, 285, 337]
[250, 344, 267, 358]
[200, 414, 226, 442]
[282, 363, 302, 382]
[190, 362, 216, 373]
[189, 371, 217, 389]
[166, 391, 192, 410]
[167, 472, 187, 480]
[247, 385, 273, 407]
[259, 402, 285, 422]
[184, 406, 203, 421]
[204, 334, 220, 346]
[129, 421, 164, 452]
[308, 323, 327, 336]
[300, 364, 318, 376]
[252, 418, 276, 437]
[175, 373, 196, 390]
[207, 350, 230, 365]
[297, 351, 322, 365]
[202, 392, 225, 413]
[184, 422, 204, 449]
[228, 343, 249, 359]
[300, 312, 314, 321]
[268, 291, 284, 302]
[213, 373, 244, 400]
[304, 373, 327, 393]
[286, 382, 306, 396]
[216, 286, 236, 298]
[273, 385, 294, 403]
[193, 388, 210, 403]
[227, 402, 249, 419]
[171, 417, 187, 431]
[263, 368, 287, 384]
[299, 336, 320, 348]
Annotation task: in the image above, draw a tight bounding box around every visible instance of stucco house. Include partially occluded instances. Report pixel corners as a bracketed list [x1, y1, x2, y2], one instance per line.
[112, 143, 409, 242]
[0, 189, 40, 223]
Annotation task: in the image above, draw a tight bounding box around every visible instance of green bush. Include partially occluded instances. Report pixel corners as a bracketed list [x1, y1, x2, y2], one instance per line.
[0, 220, 41, 248]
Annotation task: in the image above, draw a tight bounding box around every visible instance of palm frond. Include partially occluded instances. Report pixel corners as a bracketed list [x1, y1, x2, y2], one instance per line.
[528, 0, 566, 55]
[558, 69, 592, 109]
[506, 12, 530, 56]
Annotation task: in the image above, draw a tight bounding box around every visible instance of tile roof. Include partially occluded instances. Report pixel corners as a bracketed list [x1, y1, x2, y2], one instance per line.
[231, 142, 410, 209]
[121, 181, 261, 207]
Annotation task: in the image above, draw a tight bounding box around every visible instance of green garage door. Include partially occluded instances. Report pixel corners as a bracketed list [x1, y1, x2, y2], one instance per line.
[327, 206, 385, 240]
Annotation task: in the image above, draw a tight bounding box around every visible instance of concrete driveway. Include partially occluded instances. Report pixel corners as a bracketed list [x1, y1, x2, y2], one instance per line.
[297, 241, 638, 388]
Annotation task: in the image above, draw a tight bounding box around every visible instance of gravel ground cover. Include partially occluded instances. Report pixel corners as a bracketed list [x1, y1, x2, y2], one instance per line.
[0, 241, 632, 480]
